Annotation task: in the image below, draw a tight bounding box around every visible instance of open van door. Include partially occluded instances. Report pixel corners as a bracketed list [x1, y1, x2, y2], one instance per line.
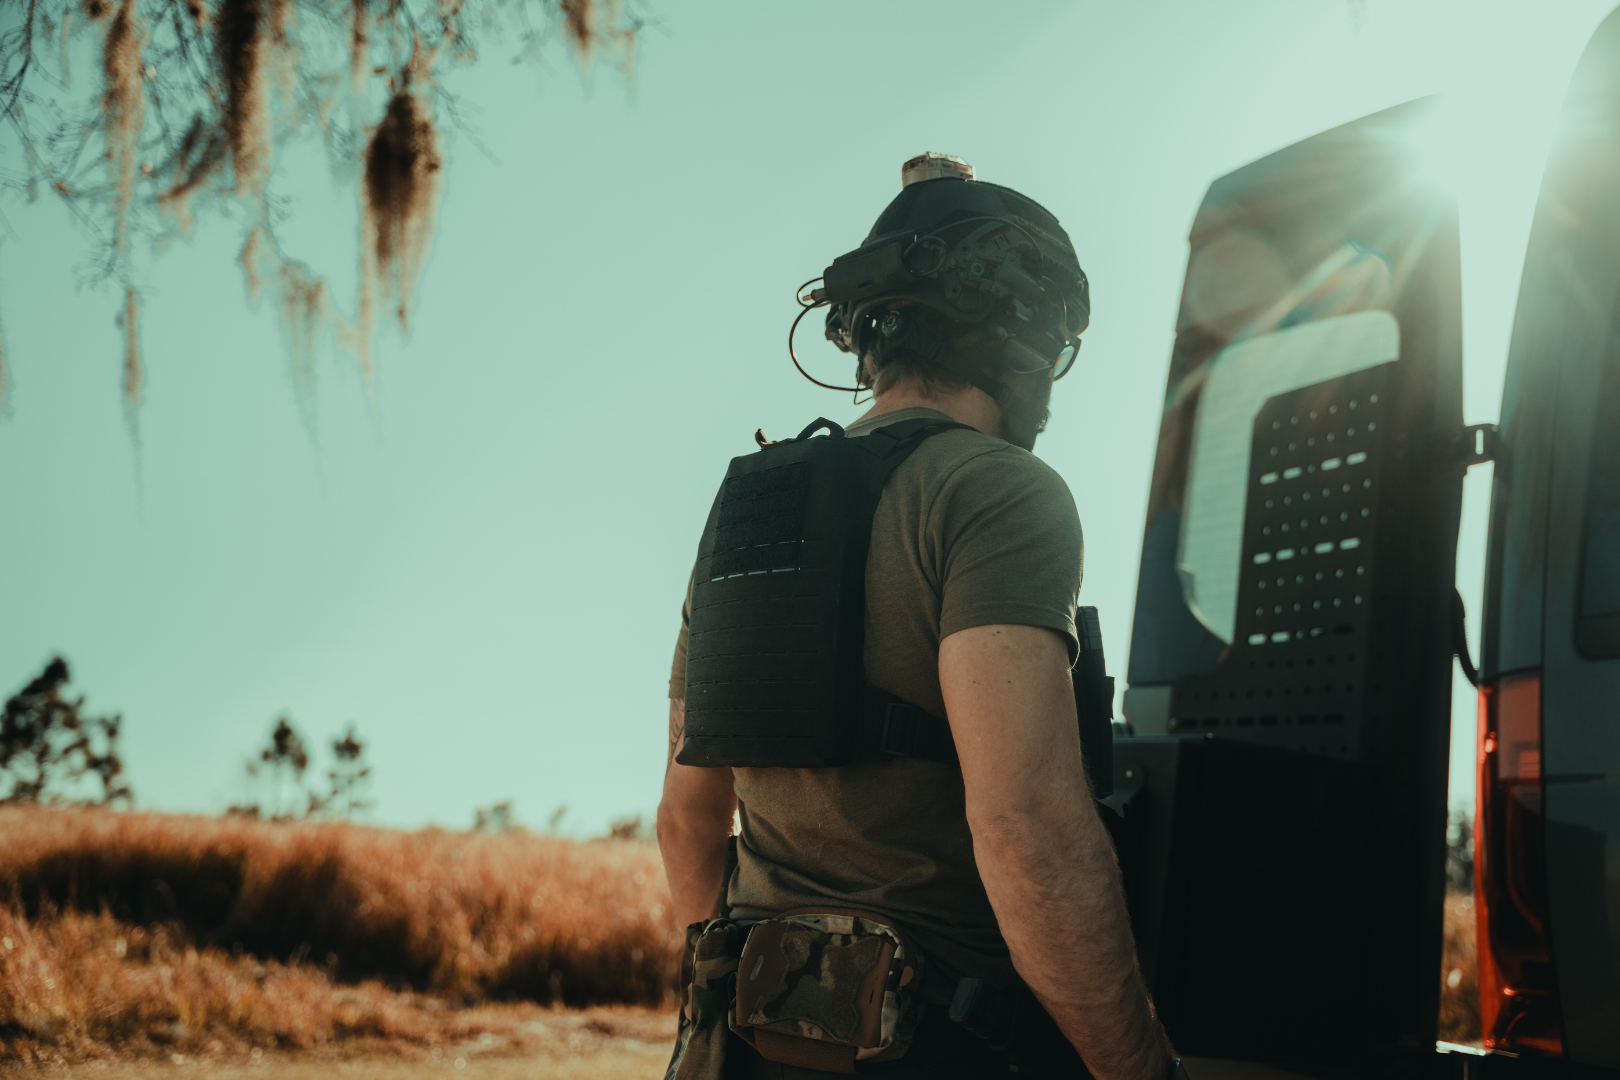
[1113, 97, 1465, 1068]
[1476, 7, 1620, 1071]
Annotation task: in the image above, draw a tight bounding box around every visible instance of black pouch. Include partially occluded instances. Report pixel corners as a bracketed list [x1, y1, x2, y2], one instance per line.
[729, 909, 926, 1075]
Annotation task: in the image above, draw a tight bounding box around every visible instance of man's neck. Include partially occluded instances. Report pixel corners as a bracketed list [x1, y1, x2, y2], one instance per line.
[856, 379, 1002, 439]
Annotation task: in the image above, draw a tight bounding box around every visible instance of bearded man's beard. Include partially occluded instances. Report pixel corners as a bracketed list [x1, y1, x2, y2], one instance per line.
[999, 371, 1054, 451]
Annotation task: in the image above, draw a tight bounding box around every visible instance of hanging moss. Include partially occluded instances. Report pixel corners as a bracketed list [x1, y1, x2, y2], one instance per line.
[362, 85, 442, 351]
[117, 288, 142, 425]
[158, 116, 230, 230]
[240, 227, 331, 424]
[0, 0, 644, 428]
[100, 0, 145, 255]
[349, 0, 370, 99]
[215, 0, 295, 202]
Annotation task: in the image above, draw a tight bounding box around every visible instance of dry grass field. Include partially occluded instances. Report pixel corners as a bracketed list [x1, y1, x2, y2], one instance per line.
[0, 808, 681, 1067]
[1437, 891, 1480, 1046]
[0, 806, 1481, 1071]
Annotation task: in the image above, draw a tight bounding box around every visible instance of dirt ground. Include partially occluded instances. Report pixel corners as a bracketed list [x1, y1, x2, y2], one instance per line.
[19, 1051, 668, 1079]
[2, 1008, 678, 1080]
[10, 1026, 1471, 1080]
[18, 1050, 1443, 1080]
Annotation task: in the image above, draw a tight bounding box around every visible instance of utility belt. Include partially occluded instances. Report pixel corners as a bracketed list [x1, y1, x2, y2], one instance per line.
[663, 911, 1045, 1080]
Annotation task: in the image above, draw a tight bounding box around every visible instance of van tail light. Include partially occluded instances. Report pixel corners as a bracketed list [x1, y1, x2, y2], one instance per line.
[1475, 672, 1564, 1055]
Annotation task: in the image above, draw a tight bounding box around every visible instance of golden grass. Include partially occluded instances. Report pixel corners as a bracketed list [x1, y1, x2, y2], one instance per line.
[0, 808, 681, 1064]
[1438, 891, 1480, 1046]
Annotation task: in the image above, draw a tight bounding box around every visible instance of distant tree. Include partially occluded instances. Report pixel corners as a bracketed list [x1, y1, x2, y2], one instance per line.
[1445, 804, 1474, 894]
[0, 656, 133, 806]
[231, 713, 310, 819]
[605, 812, 647, 841]
[232, 714, 377, 820]
[0, 0, 645, 423]
[473, 798, 517, 833]
[319, 721, 373, 820]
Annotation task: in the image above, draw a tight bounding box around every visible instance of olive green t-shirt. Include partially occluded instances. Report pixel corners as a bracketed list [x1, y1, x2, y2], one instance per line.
[668, 407, 1084, 985]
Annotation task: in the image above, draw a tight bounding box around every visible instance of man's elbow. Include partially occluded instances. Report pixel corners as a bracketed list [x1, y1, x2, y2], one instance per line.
[655, 795, 728, 847]
[654, 798, 687, 846]
[966, 792, 1089, 865]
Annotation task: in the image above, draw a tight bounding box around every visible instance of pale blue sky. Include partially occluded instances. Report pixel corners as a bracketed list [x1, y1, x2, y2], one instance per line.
[1, 0, 1612, 834]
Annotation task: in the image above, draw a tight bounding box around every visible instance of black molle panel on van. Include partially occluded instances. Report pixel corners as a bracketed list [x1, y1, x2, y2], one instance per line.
[1169, 363, 1392, 761]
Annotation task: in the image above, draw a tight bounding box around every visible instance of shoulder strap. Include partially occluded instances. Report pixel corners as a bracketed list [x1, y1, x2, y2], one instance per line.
[792, 417, 846, 441]
[857, 688, 959, 766]
[858, 416, 977, 455]
[841, 417, 978, 767]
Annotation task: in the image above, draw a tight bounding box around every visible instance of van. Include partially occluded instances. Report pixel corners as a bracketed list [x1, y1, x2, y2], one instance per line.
[1111, 11, 1620, 1078]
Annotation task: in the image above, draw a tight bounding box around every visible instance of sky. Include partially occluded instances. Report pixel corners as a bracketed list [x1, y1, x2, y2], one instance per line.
[1, 0, 1615, 835]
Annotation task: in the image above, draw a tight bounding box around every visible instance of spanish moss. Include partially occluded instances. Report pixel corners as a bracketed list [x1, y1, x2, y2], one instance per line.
[362, 85, 442, 360]
[0, 0, 645, 426]
[100, 0, 146, 255]
[215, 0, 296, 203]
[241, 226, 331, 426]
[118, 287, 142, 432]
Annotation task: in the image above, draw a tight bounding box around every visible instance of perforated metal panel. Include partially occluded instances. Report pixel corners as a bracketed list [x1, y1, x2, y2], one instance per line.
[1118, 97, 1463, 1064]
[1168, 365, 1392, 760]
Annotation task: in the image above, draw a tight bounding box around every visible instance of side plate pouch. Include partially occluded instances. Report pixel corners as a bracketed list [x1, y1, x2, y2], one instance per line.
[730, 909, 925, 1075]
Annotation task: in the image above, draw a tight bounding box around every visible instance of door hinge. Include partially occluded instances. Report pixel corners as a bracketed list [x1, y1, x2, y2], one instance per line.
[1448, 423, 1498, 468]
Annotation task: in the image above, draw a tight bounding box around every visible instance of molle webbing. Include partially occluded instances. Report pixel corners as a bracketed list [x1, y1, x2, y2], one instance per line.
[678, 417, 969, 769]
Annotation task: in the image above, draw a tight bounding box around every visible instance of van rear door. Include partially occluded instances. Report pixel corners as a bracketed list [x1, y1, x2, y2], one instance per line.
[1115, 96, 1464, 1065]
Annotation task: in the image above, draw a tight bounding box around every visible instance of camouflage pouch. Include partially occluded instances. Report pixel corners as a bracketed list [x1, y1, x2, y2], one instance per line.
[730, 908, 926, 1075]
[665, 918, 743, 1080]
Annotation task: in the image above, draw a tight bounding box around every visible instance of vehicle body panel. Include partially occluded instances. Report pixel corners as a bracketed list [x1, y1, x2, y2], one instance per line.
[1481, 7, 1620, 1068]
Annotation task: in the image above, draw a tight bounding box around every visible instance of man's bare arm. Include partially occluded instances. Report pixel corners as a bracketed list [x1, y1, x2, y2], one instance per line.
[656, 697, 737, 929]
[940, 623, 1172, 1080]
[666, 694, 685, 775]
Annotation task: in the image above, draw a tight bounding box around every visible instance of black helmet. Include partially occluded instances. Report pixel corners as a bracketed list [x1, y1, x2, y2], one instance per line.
[793, 154, 1089, 398]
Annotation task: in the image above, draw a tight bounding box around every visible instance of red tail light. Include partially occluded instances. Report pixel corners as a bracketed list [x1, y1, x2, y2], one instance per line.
[1474, 672, 1564, 1055]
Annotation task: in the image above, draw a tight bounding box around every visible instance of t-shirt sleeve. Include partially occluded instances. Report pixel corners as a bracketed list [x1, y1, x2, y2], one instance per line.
[669, 570, 693, 700]
[932, 447, 1084, 663]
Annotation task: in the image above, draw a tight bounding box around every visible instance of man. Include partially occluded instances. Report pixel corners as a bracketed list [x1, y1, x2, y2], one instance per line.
[659, 155, 1176, 1080]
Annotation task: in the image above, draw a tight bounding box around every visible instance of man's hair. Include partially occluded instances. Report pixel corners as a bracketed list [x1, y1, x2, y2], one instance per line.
[863, 305, 993, 397]
[869, 354, 966, 397]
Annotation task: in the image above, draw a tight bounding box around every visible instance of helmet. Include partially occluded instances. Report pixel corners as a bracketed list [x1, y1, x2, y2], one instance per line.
[793, 154, 1090, 399]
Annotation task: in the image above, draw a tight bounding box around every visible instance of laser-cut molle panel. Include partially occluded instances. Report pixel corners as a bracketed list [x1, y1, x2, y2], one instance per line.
[708, 461, 811, 580]
[1170, 363, 1393, 760]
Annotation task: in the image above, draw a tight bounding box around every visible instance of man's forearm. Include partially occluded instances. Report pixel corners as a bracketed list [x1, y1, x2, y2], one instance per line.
[972, 799, 1170, 1080]
[656, 804, 732, 928]
[656, 697, 737, 929]
[943, 624, 1170, 1080]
